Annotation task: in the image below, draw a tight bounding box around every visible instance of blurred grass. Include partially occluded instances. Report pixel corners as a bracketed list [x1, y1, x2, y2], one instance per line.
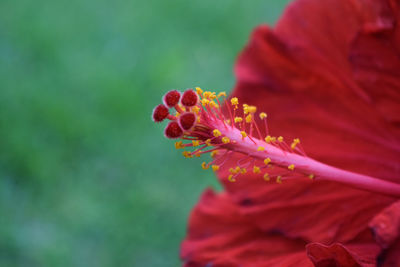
[0, 0, 290, 266]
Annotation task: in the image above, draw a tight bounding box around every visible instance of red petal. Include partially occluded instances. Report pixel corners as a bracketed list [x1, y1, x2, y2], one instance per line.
[181, 189, 313, 267]
[369, 200, 400, 249]
[369, 201, 400, 266]
[306, 242, 380, 267]
[227, 0, 400, 245]
[219, 159, 393, 244]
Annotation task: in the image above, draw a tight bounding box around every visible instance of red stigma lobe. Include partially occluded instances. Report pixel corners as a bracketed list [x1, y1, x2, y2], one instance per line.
[165, 121, 183, 139]
[163, 90, 181, 108]
[179, 112, 196, 131]
[181, 89, 199, 107]
[152, 104, 169, 122]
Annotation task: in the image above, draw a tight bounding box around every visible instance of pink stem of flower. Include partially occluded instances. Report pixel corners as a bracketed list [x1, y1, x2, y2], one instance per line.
[220, 124, 400, 197]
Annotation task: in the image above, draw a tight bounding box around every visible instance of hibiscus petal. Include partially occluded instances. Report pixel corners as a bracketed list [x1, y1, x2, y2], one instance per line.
[306, 242, 380, 267]
[181, 188, 313, 266]
[369, 201, 400, 266]
[226, 0, 399, 244]
[219, 160, 393, 244]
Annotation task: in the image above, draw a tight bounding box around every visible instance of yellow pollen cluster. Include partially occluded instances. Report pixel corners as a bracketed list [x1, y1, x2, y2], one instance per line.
[245, 114, 252, 123]
[209, 101, 218, 108]
[257, 146, 265, 151]
[253, 166, 260, 174]
[240, 131, 247, 138]
[201, 99, 210, 105]
[276, 176, 282, 184]
[264, 158, 271, 165]
[213, 129, 222, 137]
[182, 151, 192, 158]
[201, 162, 209, 170]
[259, 112, 267, 119]
[217, 92, 226, 98]
[229, 166, 241, 174]
[212, 165, 219, 171]
[243, 104, 257, 115]
[288, 164, 295, 171]
[222, 137, 230, 144]
[195, 87, 203, 95]
[175, 141, 184, 149]
[234, 117, 243, 123]
[205, 139, 212, 146]
[309, 174, 315, 179]
[192, 106, 200, 114]
[291, 138, 300, 150]
[277, 136, 284, 142]
[230, 97, 239, 109]
[263, 173, 270, 181]
[265, 135, 272, 143]
[192, 140, 200, 147]
[228, 175, 236, 182]
[210, 150, 218, 157]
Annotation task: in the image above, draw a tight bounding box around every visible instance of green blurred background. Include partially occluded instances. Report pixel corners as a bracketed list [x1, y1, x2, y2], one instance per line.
[0, 0, 290, 266]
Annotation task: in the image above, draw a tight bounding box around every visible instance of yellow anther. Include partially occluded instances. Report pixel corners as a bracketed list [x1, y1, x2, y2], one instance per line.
[276, 176, 282, 184]
[245, 114, 252, 123]
[248, 106, 257, 114]
[253, 166, 260, 174]
[175, 111, 181, 116]
[243, 104, 249, 114]
[271, 136, 276, 142]
[217, 92, 226, 98]
[263, 173, 270, 181]
[288, 164, 295, 171]
[222, 137, 230, 144]
[210, 150, 218, 157]
[205, 139, 212, 146]
[240, 131, 247, 138]
[209, 101, 218, 108]
[175, 141, 184, 149]
[210, 92, 217, 100]
[203, 91, 212, 99]
[228, 175, 236, 182]
[257, 146, 265, 152]
[240, 168, 247, 174]
[182, 151, 192, 158]
[229, 168, 238, 174]
[213, 129, 222, 137]
[291, 138, 300, 150]
[234, 117, 243, 123]
[259, 112, 267, 119]
[211, 165, 220, 171]
[192, 140, 200, 147]
[277, 136, 284, 142]
[192, 106, 200, 114]
[265, 135, 272, 143]
[195, 87, 203, 95]
[264, 158, 271, 165]
[197, 116, 201, 123]
[309, 174, 315, 179]
[230, 97, 239, 106]
[201, 99, 210, 106]
[201, 162, 209, 170]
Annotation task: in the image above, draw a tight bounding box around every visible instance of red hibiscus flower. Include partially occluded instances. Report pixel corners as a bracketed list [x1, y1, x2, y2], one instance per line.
[152, 0, 400, 266]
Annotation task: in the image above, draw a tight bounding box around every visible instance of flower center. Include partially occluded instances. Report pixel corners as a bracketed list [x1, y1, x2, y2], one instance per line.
[152, 87, 400, 197]
[153, 87, 315, 183]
